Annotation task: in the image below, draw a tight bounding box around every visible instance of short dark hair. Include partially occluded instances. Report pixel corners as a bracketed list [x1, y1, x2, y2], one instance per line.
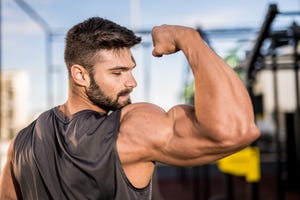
[64, 17, 141, 73]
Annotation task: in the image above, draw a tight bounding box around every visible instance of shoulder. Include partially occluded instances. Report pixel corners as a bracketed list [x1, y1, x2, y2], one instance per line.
[117, 103, 172, 159]
[119, 102, 195, 134]
[0, 137, 21, 200]
[120, 102, 194, 125]
[120, 102, 170, 129]
[0, 137, 15, 180]
[118, 102, 168, 138]
[121, 102, 165, 116]
[117, 102, 195, 159]
[5, 138, 15, 162]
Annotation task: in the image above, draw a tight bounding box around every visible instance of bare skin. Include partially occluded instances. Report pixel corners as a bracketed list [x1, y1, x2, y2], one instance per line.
[0, 25, 260, 198]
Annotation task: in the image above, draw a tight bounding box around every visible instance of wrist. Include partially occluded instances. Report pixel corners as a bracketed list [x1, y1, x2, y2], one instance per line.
[174, 26, 203, 52]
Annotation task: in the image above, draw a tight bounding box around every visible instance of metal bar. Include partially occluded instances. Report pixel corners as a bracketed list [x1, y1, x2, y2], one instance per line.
[13, 0, 53, 108]
[136, 27, 258, 34]
[249, 182, 259, 200]
[246, 4, 278, 85]
[46, 34, 53, 107]
[263, 66, 300, 70]
[202, 165, 210, 200]
[292, 34, 300, 191]
[278, 11, 300, 16]
[247, 89, 260, 200]
[13, 0, 51, 32]
[245, 4, 279, 199]
[142, 42, 151, 101]
[225, 174, 234, 200]
[271, 49, 285, 200]
[193, 166, 201, 200]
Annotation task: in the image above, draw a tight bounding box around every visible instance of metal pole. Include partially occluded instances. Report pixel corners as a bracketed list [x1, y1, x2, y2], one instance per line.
[271, 49, 285, 200]
[292, 31, 300, 189]
[225, 174, 234, 200]
[202, 165, 210, 200]
[46, 33, 53, 107]
[13, 0, 53, 108]
[193, 166, 201, 200]
[246, 4, 278, 85]
[247, 88, 260, 200]
[142, 42, 151, 101]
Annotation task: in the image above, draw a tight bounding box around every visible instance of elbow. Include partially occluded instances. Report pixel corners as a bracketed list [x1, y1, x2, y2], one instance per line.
[240, 123, 261, 145]
[215, 121, 261, 151]
[232, 122, 261, 149]
[252, 124, 261, 139]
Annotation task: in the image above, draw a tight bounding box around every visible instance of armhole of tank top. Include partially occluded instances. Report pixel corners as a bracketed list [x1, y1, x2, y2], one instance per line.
[113, 146, 152, 192]
[112, 110, 152, 192]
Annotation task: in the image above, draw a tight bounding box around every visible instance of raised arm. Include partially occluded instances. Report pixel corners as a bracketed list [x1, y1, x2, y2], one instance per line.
[118, 25, 260, 169]
[151, 25, 259, 165]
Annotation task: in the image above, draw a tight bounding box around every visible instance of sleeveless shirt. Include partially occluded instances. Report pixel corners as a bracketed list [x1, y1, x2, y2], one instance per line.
[12, 107, 152, 200]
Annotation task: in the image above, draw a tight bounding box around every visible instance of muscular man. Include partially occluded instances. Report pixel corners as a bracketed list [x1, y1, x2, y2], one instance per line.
[0, 17, 260, 199]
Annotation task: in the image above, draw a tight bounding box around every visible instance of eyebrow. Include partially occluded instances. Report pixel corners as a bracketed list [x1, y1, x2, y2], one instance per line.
[108, 65, 136, 71]
[108, 55, 137, 71]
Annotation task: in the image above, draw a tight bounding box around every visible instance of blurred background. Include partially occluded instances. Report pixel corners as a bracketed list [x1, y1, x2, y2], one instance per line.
[0, 0, 300, 199]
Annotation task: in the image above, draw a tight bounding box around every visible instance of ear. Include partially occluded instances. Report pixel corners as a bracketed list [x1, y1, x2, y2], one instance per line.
[70, 64, 90, 87]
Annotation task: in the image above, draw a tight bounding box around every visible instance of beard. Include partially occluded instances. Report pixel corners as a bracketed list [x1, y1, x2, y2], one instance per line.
[86, 75, 132, 111]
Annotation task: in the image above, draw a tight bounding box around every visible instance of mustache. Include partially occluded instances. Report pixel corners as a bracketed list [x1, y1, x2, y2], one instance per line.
[118, 89, 133, 97]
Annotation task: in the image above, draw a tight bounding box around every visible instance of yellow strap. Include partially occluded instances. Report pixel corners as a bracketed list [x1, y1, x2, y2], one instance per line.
[217, 147, 260, 182]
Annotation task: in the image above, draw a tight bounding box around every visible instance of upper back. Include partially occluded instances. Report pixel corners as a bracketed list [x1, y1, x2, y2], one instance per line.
[12, 107, 152, 200]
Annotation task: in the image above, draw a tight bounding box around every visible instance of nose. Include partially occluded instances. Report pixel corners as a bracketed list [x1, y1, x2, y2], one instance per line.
[125, 72, 137, 88]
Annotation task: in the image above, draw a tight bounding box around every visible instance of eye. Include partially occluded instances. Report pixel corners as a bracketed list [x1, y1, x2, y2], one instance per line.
[112, 71, 122, 75]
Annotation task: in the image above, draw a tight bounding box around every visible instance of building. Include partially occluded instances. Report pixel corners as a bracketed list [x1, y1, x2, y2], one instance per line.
[0, 70, 30, 171]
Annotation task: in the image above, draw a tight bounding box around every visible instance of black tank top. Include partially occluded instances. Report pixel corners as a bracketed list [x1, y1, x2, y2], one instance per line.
[13, 107, 152, 200]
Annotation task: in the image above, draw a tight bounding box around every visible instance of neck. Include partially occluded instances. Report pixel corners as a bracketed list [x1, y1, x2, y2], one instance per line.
[60, 86, 107, 118]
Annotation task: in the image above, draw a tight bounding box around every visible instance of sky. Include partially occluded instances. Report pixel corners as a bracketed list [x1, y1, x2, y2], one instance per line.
[1, 0, 299, 118]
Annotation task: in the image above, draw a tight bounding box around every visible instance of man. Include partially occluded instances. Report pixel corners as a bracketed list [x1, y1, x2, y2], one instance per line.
[0, 17, 260, 199]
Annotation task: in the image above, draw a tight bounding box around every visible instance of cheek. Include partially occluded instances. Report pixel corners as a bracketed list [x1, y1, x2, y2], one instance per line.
[97, 78, 120, 96]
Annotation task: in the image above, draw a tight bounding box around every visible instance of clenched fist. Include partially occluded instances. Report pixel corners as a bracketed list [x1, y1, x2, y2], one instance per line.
[151, 25, 197, 57]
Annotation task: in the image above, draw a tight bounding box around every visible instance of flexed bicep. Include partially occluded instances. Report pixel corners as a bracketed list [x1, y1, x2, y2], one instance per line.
[149, 105, 233, 167]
